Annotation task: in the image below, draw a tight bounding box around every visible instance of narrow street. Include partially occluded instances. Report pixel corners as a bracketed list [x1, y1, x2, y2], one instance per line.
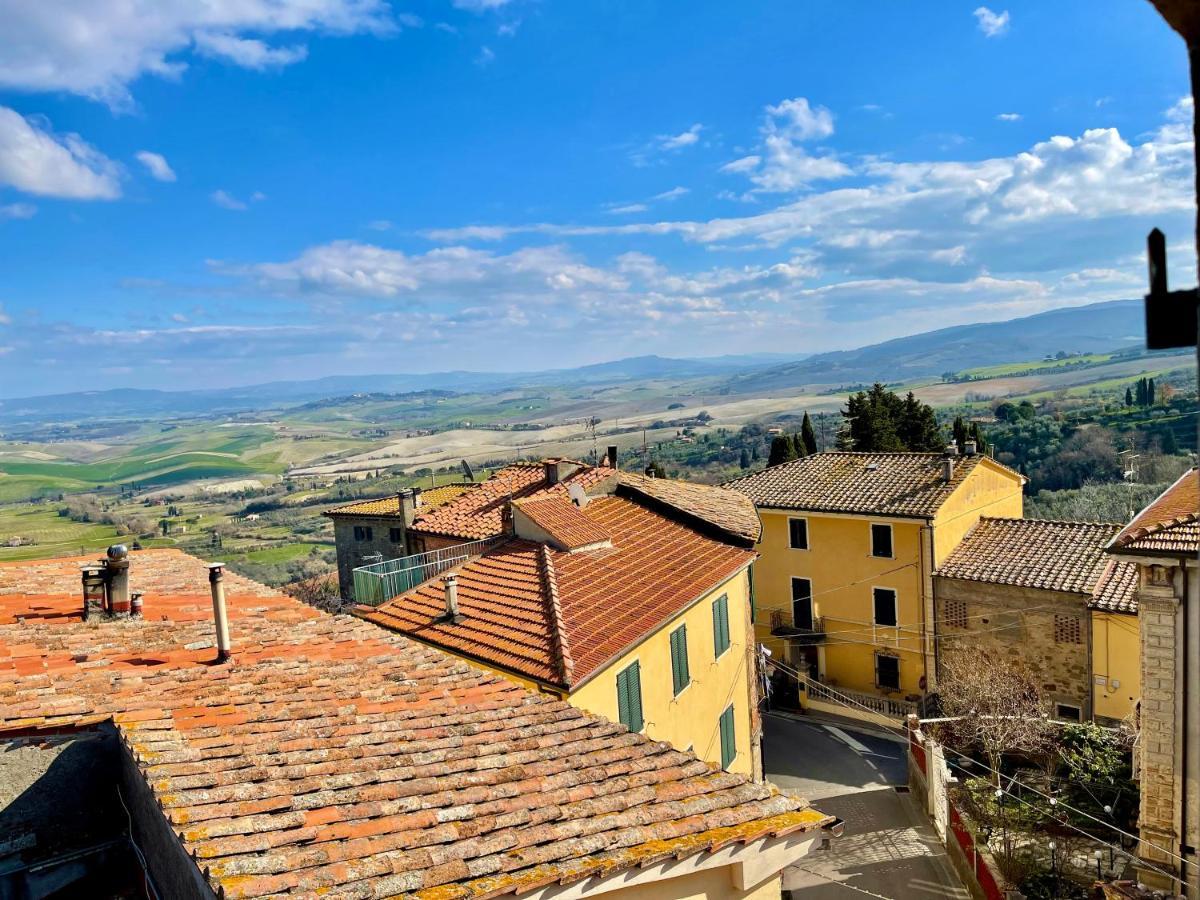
[763, 712, 968, 900]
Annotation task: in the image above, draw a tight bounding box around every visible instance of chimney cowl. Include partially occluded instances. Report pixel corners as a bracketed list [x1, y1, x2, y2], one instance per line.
[942, 457, 955, 483]
[944, 443, 959, 457]
[964, 440, 977, 457]
[207, 562, 232, 662]
[443, 573, 460, 621]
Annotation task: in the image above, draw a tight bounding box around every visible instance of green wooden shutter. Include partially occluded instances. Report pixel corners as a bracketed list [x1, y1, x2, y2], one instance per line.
[617, 662, 643, 732]
[719, 705, 736, 770]
[713, 594, 730, 657]
[670, 625, 689, 695]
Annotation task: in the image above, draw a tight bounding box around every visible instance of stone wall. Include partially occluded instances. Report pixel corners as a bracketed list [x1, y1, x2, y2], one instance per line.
[332, 516, 408, 599]
[933, 577, 1092, 719]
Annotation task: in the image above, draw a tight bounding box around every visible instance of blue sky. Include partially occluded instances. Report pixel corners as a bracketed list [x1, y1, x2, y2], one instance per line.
[0, 0, 1195, 396]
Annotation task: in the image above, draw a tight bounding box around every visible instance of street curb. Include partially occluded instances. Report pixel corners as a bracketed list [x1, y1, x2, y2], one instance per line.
[765, 708, 909, 746]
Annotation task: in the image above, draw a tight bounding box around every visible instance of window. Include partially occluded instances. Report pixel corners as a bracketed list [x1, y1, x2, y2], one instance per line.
[719, 704, 736, 770]
[944, 597, 968, 629]
[1055, 703, 1082, 722]
[353, 525, 373, 541]
[875, 653, 900, 690]
[669, 625, 690, 696]
[389, 527, 404, 543]
[791, 577, 813, 630]
[616, 662, 643, 732]
[870, 523, 893, 558]
[1054, 615, 1082, 644]
[788, 517, 809, 550]
[712, 594, 731, 657]
[873, 587, 898, 627]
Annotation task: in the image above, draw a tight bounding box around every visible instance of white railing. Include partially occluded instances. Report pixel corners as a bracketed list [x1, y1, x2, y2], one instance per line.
[806, 677, 919, 721]
[352, 536, 504, 606]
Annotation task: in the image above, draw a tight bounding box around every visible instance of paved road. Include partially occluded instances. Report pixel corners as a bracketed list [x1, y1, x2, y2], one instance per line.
[763, 712, 968, 900]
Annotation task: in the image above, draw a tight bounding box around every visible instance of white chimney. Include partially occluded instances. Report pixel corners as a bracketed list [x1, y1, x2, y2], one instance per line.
[443, 573, 460, 621]
[207, 563, 232, 663]
[964, 440, 977, 457]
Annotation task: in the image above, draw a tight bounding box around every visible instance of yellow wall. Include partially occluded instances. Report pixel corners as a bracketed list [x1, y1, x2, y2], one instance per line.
[750, 458, 1024, 700]
[930, 458, 1025, 566]
[570, 569, 756, 776]
[600, 865, 782, 900]
[1091, 611, 1140, 723]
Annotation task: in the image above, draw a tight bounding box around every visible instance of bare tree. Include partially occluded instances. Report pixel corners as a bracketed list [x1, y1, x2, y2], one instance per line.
[938, 646, 1054, 788]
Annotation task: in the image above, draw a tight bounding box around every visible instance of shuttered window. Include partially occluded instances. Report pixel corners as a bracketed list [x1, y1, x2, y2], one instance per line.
[719, 705, 736, 770]
[712, 594, 731, 657]
[616, 662, 643, 732]
[669, 625, 690, 696]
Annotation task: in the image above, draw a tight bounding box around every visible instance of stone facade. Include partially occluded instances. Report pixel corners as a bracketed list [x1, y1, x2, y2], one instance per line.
[331, 515, 409, 600]
[933, 577, 1092, 720]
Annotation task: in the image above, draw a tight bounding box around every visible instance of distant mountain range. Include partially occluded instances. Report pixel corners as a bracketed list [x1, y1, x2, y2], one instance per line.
[0, 299, 1145, 425]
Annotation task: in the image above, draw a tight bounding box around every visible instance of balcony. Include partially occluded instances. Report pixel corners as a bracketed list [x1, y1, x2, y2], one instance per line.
[769, 608, 826, 643]
[351, 536, 505, 606]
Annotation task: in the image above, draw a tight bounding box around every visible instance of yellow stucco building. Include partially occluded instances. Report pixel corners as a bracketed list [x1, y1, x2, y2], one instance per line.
[357, 468, 768, 779]
[727, 450, 1024, 712]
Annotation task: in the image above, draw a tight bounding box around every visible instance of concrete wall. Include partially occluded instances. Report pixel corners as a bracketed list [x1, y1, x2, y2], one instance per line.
[570, 569, 759, 778]
[933, 577, 1092, 719]
[332, 515, 409, 599]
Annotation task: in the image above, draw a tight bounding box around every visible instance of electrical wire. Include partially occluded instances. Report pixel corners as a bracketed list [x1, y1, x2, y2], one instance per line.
[116, 783, 162, 900]
[787, 864, 901, 899]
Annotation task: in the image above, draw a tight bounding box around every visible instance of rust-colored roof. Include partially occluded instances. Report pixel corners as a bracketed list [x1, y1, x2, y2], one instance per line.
[409, 463, 616, 541]
[360, 496, 756, 688]
[0, 549, 830, 900]
[1109, 468, 1200, 556]
[725, 452, 1019, 519]
[325, 483, 476, 518]
[936, 517, 1139, 613]
[514, 496, 612, 550]
[618, 473, 761, 545]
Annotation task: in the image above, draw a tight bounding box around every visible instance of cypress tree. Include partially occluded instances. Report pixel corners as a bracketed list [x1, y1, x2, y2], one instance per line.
[767, 435, 798, 467]
[952, 416, 969, 452]
[791, 432, 808, 458]
[1148, 377, 1156, 405]
[739, 448, 751, 469]
[800, 412, 818, 455]
[968, 422, 988, 455]
[1125, 386, 1134, 407]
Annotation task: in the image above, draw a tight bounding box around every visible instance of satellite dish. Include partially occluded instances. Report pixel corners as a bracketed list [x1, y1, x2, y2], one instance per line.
[460, 459, 475, 482]
[567, 483, 589, 508]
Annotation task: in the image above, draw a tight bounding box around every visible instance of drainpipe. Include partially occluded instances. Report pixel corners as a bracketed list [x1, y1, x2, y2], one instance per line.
[207, 563, 232, 663]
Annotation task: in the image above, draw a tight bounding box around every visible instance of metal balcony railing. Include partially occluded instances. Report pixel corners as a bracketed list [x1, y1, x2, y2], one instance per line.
[352, 536, 504, 606]
[769, 608, 824, 638]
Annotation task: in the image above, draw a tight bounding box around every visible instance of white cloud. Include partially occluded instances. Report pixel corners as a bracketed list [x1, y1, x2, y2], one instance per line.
[974, 7, 1010, 38]
[996, 112, 1021, 122]
[454, 0, 513, 10]
[722, 97, 849, 193]
[653, 186, 689, 201]
[605, 203, 649, 215]
[475, 46, 496, 66]
[765, 97, 834, 141]
[0, 304, 9, 325]
[0, 202, 36, 220]
[0, 0, 395, 107]
[212, 189, 261, 210]
[135, 150, 176, 182]
[0, 106, 121, 199]
[366, 219, 394, 231]
[658, 124, 703, 151]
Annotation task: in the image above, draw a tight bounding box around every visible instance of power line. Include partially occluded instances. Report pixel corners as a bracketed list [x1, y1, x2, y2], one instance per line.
[788, 865, 900, 900]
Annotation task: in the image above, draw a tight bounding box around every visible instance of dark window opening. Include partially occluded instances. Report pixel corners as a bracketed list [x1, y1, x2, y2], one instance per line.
[873, 587, 898, 627]
[791, 578, 813, 630]
[871, 523, 893, 558]
[353, 526, 373, 541]
[876, 654, 900, 690]
[789, 518, 809, 550]
[389, 527, 404, 543]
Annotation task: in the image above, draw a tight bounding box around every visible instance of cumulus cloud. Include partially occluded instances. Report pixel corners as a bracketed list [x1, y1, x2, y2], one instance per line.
[0, 107, 121, 199]
[1, 202, 36, 220]
[653, 186, 689, 201]
[0, 0, 395, 107]
[722, 97, 850, 193]
[211, 189, 265, 211]
[658, 124, 703, 151]
[135, 150, 176, 182]
[974, 7, 1010, 37]
[996, 112, 1021, 122]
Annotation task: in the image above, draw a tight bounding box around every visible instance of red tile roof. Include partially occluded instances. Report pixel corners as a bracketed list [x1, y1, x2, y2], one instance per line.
[0, 549, 829, 900]
[1109, 467, 1200, 556]
[360, 496, 756, 688]
[325, 483, 476, 518]
[514, 497, 612, 550]
[409, 462, 616, 541]
[618, 473, 761, 545]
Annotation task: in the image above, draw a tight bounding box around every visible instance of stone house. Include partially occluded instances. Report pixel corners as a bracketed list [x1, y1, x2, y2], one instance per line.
[1106, 468, 1200, 895]
[934, 517, 1139, 725]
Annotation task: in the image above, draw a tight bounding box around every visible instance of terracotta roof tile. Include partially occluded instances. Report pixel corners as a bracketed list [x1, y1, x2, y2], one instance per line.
[326, 484, 476, 518]
[0, 549, 830, 899]
[936, 517, 1139, 613]
[514, 497, 611, 550]
[360, 497, 755, 688]
[726, 451, 1019, 519]
[1109, 468, 1200, 556]
[618, 473, 761, 545]
[410, 463, 616, 541]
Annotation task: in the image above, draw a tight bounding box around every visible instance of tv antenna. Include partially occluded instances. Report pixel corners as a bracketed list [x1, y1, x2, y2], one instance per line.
[1120, 448, 1140, 520]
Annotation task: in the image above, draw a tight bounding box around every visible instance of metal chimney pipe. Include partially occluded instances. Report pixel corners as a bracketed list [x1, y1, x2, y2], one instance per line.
[81, 563, 106, 620]
[942, 457, 954, 483]
[105, 545, 131, 617]
[443, 573, 459, 621]
[207, 563, 232, 663]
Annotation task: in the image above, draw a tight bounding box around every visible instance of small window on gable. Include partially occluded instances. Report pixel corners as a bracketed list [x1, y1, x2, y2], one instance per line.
[788, 518, 809, 550]
[389, 527, 404, 543]
[873, 587, 898, 627]
[354, 525, 373, 542]
[1054, 615, 1081, 644]
[871, 523, 893, 558]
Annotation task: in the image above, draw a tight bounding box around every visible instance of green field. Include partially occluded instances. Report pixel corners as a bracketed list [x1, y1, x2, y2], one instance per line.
[957, 353, 1116, 380]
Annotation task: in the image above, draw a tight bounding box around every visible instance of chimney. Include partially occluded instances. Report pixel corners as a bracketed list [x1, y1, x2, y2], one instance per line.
[543, 459, 581, 485]
[104, 545, 131, 617]
[130, 592, 144, 618]
[964, 440, 977, 457]
[942, 443, 958, 483]
[398, 488, 421, 527]
[207, 563, 232, 663]
[80, 563, 106, 620]
[607, 446, 619, 470]
[443, 573, 460, 621]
